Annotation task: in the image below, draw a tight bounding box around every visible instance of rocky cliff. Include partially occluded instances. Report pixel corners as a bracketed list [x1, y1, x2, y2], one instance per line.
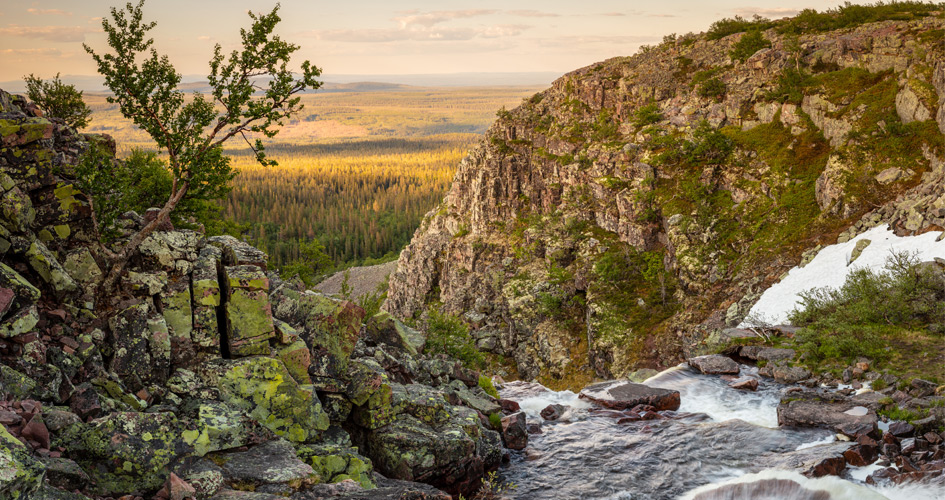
[0, 90, 516, 499]
[385, 16, 945, 387]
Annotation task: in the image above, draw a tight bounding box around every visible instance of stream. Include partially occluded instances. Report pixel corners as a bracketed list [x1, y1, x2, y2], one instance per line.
[497, 364, 944, 500]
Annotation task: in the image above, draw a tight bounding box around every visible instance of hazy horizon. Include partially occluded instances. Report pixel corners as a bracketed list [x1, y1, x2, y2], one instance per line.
[2, 0, 852, 84]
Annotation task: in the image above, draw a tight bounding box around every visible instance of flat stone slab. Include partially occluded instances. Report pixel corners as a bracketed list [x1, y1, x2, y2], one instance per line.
[689, 354, 740, 375]
[220, 439, 315, 485]
[579, 380, 680, 411]
[756, 442, 853, 477]
[777, 390, 878, 438]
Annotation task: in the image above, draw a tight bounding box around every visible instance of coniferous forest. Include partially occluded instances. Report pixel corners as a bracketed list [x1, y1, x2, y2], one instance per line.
[84, 86, 541, 274]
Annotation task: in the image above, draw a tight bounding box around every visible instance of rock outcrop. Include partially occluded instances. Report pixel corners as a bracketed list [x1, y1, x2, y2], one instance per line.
[0, 90, 507, 499]
[385, 16, 945, 387]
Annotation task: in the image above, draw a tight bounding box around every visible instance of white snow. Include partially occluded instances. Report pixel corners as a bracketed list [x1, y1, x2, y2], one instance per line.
[740, 225, 945, 327]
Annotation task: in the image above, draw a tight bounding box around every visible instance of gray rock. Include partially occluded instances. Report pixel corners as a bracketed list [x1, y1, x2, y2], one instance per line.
[777, 390, 878, 437]
[220, 439, 316, 487]
[688, 354, 739, 375]
[579, 380, 680, 411]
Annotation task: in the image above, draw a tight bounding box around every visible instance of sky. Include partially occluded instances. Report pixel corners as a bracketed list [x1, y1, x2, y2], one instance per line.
[0, 0, 850, 85]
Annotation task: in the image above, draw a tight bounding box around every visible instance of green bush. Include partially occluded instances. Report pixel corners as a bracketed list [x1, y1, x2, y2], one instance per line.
[791, 252, 945, 364]
[653, 121, 734, 167]
[697, 78, 727, 101]
[707, 15, 776, 40]
[633, 102, 663, 128]
[23, 73, 92, 129]
[425, 307, 485, 369]
[730, 30, 771, 62]
[779, 2, 944, 35]
[478, 375, 500, 399]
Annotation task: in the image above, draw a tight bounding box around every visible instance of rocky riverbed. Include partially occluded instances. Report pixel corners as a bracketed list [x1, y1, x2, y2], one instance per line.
[491, 361, 944, 500]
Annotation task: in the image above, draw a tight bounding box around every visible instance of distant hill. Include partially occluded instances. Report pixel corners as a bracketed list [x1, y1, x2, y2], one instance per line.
[0, 71, 563, 93]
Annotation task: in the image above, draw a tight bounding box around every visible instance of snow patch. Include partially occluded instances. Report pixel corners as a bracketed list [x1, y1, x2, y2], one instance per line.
[741, 225, 945, 326]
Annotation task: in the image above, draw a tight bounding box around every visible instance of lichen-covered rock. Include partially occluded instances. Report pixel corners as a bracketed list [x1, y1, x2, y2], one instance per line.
[222, 265, 275, 357]
[200, 357, 329, 443]
[26, 240, 77, 294]
[181, 401, 255, 457]
[59, 411, 192, 495]
[363, 312, 425, 355]
[192, 245, 222, 352]
[162, 275, 194, 364]
[363, 405, 503, 496]
[278, 339, 312, 385]
[215, 439, 316, 493]
[270, 287, 365, 377]
[297, 429, 374, 489]
[138, 230, 200, 275]
[0, 424, 45, 499]
[108, 302, 169, 390]
[208, 235, 269, 270]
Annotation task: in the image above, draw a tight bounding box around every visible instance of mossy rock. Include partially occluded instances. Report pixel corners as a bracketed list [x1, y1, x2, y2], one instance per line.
[60, 412, 192, 495]
[181, 401, 255, 457]
[0, 424, 45, 500]
[202, 357, 329, 443]
[297, 442, 375, 489]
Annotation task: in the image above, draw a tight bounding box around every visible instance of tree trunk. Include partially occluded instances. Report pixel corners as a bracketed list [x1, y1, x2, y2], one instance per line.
[100, 184, 189, 294]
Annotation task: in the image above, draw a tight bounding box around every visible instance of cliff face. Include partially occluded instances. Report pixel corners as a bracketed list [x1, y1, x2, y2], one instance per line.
[386, 17, 945, 387]
[0, 90, 507, 500]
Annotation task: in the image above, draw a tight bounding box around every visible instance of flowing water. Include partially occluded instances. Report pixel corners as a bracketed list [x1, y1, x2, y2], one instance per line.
[497, 364, 944, 500]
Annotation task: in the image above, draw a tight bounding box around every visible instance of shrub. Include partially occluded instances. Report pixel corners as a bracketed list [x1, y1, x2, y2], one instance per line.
[653, 121, 734, 167]
[707, 15, 776, 40]
[697, 77, 727, 101]
[23, 73, 92, 129]
[479, 375, 500, 399]
[790, 251, 945, 364]
[730, 30, 771, 62]
[779, 2, 944, 35]
[425, 307, 485, 369]
[633, 102, 663, 128]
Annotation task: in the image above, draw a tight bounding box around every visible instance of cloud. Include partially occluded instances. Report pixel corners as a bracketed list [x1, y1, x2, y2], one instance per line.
[733, 7, 801, 18]
[0, 24, 97, 42]
[507, 10, 559, 18]
[392, 10, 497, 29]
[27, 8, 72, 16]
[310, 10, 530, 43]
[197, 35, 212, 41]
[311, 24, 530, 43]
[602, 12, 626, 17]
[0, 48, 64, 57]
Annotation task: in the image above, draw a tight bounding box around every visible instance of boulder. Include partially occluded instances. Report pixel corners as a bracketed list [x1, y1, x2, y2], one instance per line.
[55, 411, 192, 495]
[757, 442, 852, 477]
[363, 406, 503, 496]
[0, 424, 45, 500]
[208, 235, 269, 270]
[270, 288, 365, 378]
[199, 357, 329, 443]
[729, 378, 759, 391]
[217, 439, 316, 494]
[39, 457, 90, 491]
[500, 412, 527, 450]
[579, 380, 680, 411]
[539, 404, 567, 421]
[777, 390, 878, 438]
[296, 428, 374, 488]
[363, 311, 425, 355]
[222, 265, 275, 357]
[688, 355, 739, 375]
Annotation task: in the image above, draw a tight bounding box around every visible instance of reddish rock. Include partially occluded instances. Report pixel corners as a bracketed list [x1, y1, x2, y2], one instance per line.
[729, 378, 759, 391]
[499, 399, 520, 414]
[540, 404, 566, 421]
[500, 412, 527, 450]
[156, 473, 196, 500]
[579, 381, 680, 411]
[888, 421, 915, 438]
[843, 444, 878, 466]
[0, 287, 14, 319]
